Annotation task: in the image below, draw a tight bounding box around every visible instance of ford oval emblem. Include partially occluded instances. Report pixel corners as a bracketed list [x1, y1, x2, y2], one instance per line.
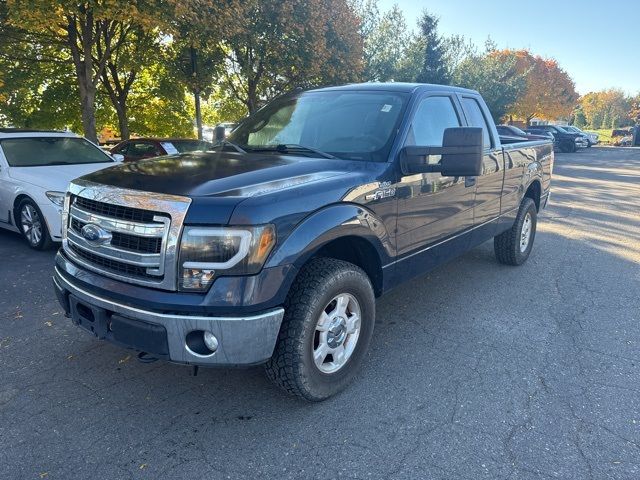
[81, 223, 112, 243]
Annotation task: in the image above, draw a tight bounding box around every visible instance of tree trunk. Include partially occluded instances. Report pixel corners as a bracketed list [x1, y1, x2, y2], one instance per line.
[246, 81, 258, 114]
[74, 61, 98, 143]
[194, 89, 203, 140]
[116, 102, 129, 140]
[67, 15, 99, 143]
[526, 114, 536, 127]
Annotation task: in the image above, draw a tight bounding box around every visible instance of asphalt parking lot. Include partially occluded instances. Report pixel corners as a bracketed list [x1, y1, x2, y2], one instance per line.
[1, 147, 639, 479]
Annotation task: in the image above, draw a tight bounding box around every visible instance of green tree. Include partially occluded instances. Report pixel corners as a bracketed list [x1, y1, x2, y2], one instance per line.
[357, 2, 411, 81]
[0, 6, 111, 130]
[415, 10, 450, 85]
[572, 106, 587, 128]
[6, 0, 165, 142]
[630, 95, 640, 125]
[98, 26, 160, 139]
[218, 0, 363, 115]
[453, 50, 526, 122]
[579, 89, 633, 129]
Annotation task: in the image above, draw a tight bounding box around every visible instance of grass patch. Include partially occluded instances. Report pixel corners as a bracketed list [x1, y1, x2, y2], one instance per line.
[583, 129, 614, 144]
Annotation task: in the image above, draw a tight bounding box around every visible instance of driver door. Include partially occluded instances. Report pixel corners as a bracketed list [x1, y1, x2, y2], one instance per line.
[395, 94, 475, 262]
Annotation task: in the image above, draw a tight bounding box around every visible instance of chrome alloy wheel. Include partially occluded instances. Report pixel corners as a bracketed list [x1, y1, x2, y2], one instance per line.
[21, 204, 43, 246]
[312, 293, 361, 374]
[520, 212, 532, 253]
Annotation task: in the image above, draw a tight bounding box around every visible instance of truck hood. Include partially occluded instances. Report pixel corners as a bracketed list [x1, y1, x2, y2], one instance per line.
[78, 151, 385, 227]
[9, 162, 116, 191]
[79, 151, 362, 198]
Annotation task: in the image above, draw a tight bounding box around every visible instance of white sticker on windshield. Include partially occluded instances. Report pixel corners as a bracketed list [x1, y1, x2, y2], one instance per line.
[160, 142, 179, 155]
[381, 104, 393, 112]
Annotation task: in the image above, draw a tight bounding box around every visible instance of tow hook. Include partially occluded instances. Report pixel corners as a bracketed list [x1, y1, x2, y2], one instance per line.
[137, 351, 158, 364]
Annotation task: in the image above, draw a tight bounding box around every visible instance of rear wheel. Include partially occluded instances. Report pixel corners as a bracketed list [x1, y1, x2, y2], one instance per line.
[18, 199, 52, 250]
[494, 197, 537, 266]
[265, 258, 375, 401]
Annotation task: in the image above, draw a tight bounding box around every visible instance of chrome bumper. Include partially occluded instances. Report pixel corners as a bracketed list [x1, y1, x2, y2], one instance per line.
[53, 267, 284, 366]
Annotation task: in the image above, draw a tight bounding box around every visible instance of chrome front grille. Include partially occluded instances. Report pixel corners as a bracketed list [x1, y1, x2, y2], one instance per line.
[62, 179, 191, 290]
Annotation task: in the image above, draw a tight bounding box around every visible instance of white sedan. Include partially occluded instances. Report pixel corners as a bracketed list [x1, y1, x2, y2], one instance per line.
[0, 129, 121, 249]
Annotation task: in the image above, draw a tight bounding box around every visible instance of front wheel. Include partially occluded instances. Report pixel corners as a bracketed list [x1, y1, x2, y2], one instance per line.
[18, 199, 52, 250]
[265, 258, 375, 401]
[494, 197, 537, 266]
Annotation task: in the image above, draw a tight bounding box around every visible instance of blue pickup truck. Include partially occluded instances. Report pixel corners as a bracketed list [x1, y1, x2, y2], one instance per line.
[53, 83, 553, 400]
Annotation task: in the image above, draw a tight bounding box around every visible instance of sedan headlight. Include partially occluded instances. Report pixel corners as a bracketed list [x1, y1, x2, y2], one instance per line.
[178, 225, 276, 291]
[45, 191, 65, 207]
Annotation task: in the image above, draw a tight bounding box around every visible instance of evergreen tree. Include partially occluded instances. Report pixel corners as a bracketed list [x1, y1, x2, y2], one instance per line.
[415, 11, 450, 85]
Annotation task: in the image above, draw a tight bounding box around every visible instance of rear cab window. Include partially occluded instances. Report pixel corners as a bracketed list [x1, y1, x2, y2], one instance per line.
[461, 97, 492, 149]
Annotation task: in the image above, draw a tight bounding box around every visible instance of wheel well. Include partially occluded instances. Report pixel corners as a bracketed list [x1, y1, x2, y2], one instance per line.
[313, 236, 383, 297]
[524, 180, 541, 211]
[12, 194, 31, 225]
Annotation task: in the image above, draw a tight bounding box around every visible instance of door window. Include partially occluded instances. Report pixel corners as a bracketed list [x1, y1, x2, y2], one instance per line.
[128, 142, 161, 158]
[461, 97, 492, 149]
[405, 96, 461, 147]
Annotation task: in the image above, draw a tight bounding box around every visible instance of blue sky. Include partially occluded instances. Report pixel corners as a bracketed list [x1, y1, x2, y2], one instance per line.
[379, 0, 639, 95]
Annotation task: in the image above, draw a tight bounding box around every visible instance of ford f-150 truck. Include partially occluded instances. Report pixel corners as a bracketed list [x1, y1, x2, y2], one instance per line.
[53, 83, 553, 401]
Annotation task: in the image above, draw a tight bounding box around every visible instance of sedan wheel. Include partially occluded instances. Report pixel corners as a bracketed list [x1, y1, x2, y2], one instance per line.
[21, 204, 43, 246]
[18, 199, 52, 250]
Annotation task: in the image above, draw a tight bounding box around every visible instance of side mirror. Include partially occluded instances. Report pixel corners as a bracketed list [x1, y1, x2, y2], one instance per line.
[214, 125, 226, 142]
[111, 153, 124, 162]
[401, 127, 484, 177]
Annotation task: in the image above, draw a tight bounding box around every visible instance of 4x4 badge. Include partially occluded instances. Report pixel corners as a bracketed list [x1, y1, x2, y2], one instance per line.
[365, 182, 396, 201]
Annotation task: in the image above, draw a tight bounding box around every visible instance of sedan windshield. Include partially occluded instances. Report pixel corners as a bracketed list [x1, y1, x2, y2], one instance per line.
[229, 90, 409, 161]
[1, 137, 113, 167]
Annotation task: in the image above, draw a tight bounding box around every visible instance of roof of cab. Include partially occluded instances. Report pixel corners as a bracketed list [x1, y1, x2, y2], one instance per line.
[310, 82, 479, 95]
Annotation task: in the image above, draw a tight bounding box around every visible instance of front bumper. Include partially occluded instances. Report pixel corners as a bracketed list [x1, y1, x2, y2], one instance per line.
[39, 202, 63, 241]
[53, 266, 285, 366]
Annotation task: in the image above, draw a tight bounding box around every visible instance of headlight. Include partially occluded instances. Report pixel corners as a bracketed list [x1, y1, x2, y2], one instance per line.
[178, 225, 276, 291]
[45, 191, 65, 207]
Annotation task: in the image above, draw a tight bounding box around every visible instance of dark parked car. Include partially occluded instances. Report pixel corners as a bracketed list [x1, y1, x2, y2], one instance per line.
[497, 125, 560, 152]
[54, 83, 553, 401]
[497, 125, 549, 141]
[560, 126, 597, 147]
[526, 125, 587, 153]
[110, 138, 214, 162]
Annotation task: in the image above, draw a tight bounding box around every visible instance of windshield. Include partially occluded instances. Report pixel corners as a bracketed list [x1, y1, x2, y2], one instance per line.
[1, 137, 113, 167]
[554, 126, 569, 133]
[169, 140, 214, 153]
[229, 90, 409, 161]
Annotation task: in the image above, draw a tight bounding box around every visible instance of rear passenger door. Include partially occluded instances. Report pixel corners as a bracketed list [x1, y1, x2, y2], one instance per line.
[459, 95, 504, 230]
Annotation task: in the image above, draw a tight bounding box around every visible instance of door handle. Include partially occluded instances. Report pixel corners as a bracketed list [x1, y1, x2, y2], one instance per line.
[464, 177, 476, 188]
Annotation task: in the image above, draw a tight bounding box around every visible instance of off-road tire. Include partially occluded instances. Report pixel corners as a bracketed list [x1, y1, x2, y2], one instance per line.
[494, 197, 537, 266]
[265, 257, 375, 401]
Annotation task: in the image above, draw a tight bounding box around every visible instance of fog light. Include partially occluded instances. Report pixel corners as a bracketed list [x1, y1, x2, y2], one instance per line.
[203, 331, 218, 352]
[185, 330, 219, 357]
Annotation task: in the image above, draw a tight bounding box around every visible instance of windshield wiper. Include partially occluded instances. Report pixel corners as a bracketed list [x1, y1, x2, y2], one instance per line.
[249, 144, 336, 159]
[213, 140, 246, 154]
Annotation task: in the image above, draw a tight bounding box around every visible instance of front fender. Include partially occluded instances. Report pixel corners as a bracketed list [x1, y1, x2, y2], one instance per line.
[265, 203, 394, 269]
